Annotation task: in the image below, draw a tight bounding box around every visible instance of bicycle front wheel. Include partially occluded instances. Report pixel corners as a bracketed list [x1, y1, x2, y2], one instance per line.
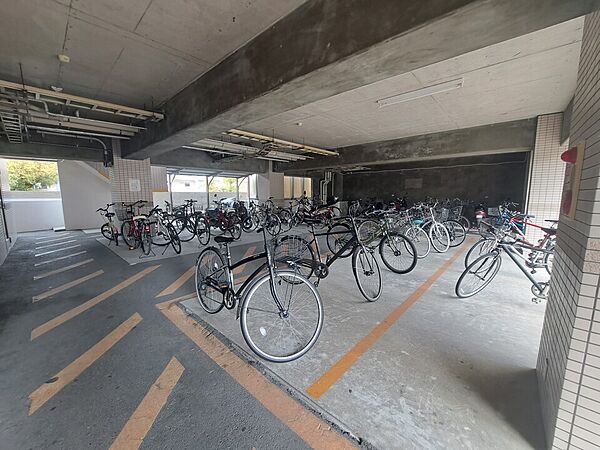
[140, 226, 152, 256]
[445, 220, 467, 247]
[403, 225, 431, 258]
[465, 238, 497, 268]
[352, 246, 382, 301]
[195, 216, 211, 245]
[379, 232, 417, 274]
[455, 251, 502, 298]
[240, 270, 323, 362]
[429, 223, 450, 253]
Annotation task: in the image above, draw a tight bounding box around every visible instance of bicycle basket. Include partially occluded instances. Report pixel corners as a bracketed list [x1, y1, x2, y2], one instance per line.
[114, 204, 131, 222]
[435, 208, 450, 222]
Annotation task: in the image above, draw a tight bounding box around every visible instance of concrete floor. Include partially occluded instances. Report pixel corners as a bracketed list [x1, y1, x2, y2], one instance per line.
[0, 229, 548, 449]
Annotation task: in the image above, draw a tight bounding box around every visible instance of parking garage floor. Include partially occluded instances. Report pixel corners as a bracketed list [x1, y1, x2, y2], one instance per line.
[0, 230, 547, 449]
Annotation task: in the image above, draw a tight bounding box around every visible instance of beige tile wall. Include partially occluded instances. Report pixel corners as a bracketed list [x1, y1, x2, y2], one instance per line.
[527, 113, 568, 242]
[537, 11, 600, 450]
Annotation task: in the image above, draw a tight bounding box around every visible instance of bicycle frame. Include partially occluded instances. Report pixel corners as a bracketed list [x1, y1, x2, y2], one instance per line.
[203, 232, 287, 318]
[499, 243, 548, 294]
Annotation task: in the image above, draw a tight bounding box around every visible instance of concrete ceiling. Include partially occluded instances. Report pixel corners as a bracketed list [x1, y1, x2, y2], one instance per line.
[0, 0, 307, 108]
[244, 17, 584, 149]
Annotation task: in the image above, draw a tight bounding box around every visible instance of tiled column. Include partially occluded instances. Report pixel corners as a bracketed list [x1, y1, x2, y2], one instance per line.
[536, 11, 600, 450]
[108, 140, 153, 215]
[527, 113, 569, 241]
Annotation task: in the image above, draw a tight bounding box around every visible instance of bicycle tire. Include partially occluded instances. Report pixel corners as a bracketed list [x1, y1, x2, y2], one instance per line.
[327, 222, 353, 258]
[357, 219, 381, 249]
[274, 235, 315, 279]
[168, 224, 182, 254]
[121, 221, 140, 249]
[101, 223, 114, 241]
[352, 246, 382, 301]
[195, 247, 227, 314]
[402, 225, 431, 259]
[266, 214, 281, 236]
[379, 232, 418, 274]
[240, 270, 323, 362]
[459, 216, 471, 231]
[445, 220, 467, 247]
[195, 216, 211, 245]
[177, 216, 195, 242]
[278, 209, 293, 232]
[455, 251, 502, 298]
[465, 238, 498, 268]
[429, 223, 450, 253]
[140, 226, 152, 256]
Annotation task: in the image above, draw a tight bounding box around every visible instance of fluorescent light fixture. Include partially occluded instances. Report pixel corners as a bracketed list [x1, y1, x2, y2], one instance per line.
[377, 78, 464, 107]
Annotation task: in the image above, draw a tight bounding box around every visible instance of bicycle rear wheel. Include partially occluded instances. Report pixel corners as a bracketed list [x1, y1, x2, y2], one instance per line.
[352, 246, 382, 301]
[240, 270, 323, 362]
[195, 247, 227, 314]
[379, 232, 417, 274]
[121, 221, 140, 249]
[429, 223, 450, 253]
[278, 209, 293, 232]
[455, 251, 502, 298]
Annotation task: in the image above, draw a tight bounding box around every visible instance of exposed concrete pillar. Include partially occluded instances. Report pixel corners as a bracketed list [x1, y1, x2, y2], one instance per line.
[256, 162, 284, 204]
[108, 140, 153, 215]
[526, 113, 568, 241]
[537, 11, 600, 450]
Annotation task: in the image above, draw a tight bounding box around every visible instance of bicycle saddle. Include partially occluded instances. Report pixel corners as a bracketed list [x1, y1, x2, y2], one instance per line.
[541, 227, 557, 236]
[214, 235, 235, 244]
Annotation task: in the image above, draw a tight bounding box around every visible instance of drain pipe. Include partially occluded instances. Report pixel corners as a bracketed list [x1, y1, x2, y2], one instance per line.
[320, 171, 333, 203]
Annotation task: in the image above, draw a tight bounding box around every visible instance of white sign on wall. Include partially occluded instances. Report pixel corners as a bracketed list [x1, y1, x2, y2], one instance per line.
[128, 178, 141, 192]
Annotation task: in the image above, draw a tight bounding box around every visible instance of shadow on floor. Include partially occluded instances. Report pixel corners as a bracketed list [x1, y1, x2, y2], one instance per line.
[462, 366, 547, 449]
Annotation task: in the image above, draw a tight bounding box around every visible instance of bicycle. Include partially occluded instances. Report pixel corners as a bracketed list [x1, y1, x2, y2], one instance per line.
[195, 227, 323, 362]
[355, 214, 418, 274]
[97, 203, 119, 246]
[274, 217, 383, 302]
[119, 200, 149, 249]
[455, 231, 551, 301]
[147, 206, 182, 255]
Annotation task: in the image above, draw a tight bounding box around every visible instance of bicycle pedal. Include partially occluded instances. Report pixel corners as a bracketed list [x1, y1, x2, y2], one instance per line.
[530, 269, 537, 274]
[531, 297, 541, 304]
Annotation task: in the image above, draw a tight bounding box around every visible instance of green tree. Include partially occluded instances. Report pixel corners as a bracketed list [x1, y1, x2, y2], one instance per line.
[7, 160, 59, 191]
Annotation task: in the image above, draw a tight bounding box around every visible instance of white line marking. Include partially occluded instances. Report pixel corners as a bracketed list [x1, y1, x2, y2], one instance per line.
[32, 270, 104, 303]
[35, 245, 81, 257]
[35, 240, 77, 250]
[34, 259, 95, 280]
[36, 233, 73, 242]
[34, 251, 87, 266]
[34, 236, 74, 245]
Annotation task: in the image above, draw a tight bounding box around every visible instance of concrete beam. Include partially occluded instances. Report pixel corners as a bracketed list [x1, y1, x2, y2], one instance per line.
[274, 119, 537, 173]
[150, 147, 269, 173]
[123, 0, 598, 160]
[0, 142, 103, 162]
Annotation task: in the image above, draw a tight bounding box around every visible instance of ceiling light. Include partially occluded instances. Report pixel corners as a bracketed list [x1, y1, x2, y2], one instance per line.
[376, 78, 464, 107]
[58, 54, 70, 63]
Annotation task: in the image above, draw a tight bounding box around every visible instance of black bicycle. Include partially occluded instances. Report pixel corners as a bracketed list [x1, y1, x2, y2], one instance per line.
[194, 227, 323, 363]
[274, 217, 383, 302]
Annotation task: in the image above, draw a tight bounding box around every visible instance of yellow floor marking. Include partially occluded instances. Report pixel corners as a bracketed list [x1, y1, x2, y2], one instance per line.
[28, 313, 142, 415]
[156, 266, 195, 298]
[34, 259, 95, 280]
[157, 300, 356, 450]
[109, 357, 184, 450]
[32, 270, 104, 303]
[31, 266, 159, 340]
[233, 246, 257, 275]
[306, 245, 468, 400]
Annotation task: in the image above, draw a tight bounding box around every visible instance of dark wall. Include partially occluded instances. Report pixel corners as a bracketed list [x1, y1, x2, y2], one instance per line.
[342, 153, 529, 207]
